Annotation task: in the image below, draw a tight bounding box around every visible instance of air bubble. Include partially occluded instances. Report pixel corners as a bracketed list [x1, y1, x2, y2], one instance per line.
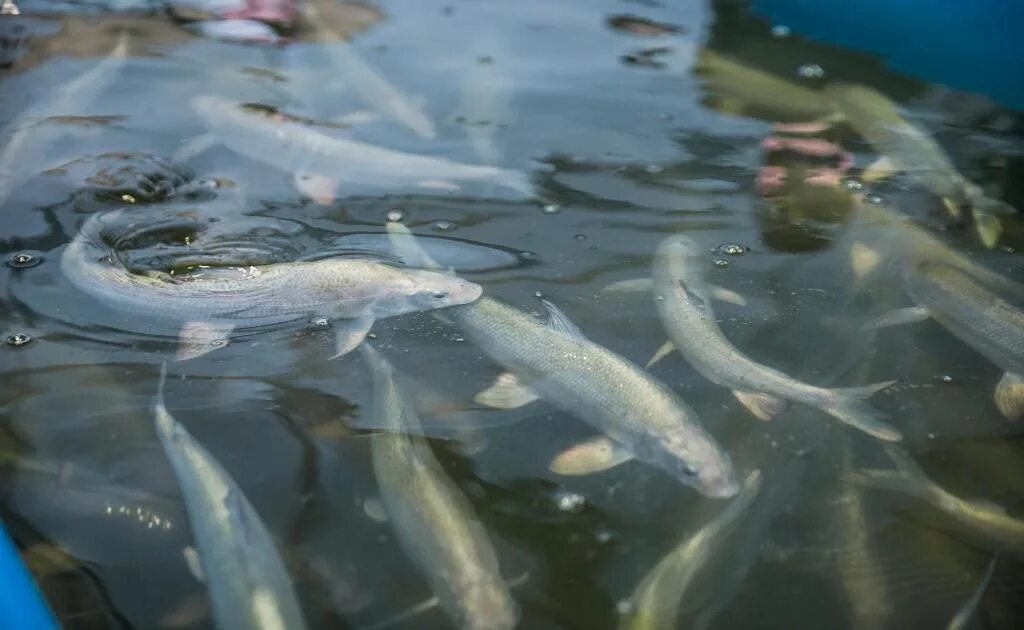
[797, 63, 824, 79]
[716, 243, 748, 256]
[534, 290, 544, 298]
[712, 258, 730, 267]
[431, 220, 456, 232]
[864, 193, 886, 206]
[520, 251, 538, 260]
[843, 178, 864, 192]
[645, 164, 664, 174]
[6, 332, 32, 347]
[309, 317, 331, 329]
[7, 252, 40, 268]
[386, 209, 405, 222]
[542, 204, 561, 215]
[595, 529, 613, 544]
[574, 234, 587, 241]
[554, 491, 586, 513]
[939, 374, 953, 384]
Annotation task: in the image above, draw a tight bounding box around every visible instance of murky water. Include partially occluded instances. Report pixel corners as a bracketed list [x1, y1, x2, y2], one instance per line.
[2, 0, 1024, 628]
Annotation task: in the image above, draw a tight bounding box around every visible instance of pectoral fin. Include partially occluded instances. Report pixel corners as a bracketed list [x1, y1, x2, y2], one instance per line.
[334, 109, 382, 126]
[294, 171, 338, 205]
[549, 435, 634, 475]
[173, 133, 219, 163]
[176, 321, 234, 361]
[645, 340, 675, 369]
[710, 284, 747, 306]
[850, 241, 881, 280]
[474, 372, 539, 409]
[860, 156, 896, 184]
[994, 372, 1024, 420]
[331, 316, 374, 359]
[732, 389, 787, 421]
[183, 546, 205, 583]
[601, 278, 654, 294]
[863, 306, 930, 331]
[972, 209, 1003, 250]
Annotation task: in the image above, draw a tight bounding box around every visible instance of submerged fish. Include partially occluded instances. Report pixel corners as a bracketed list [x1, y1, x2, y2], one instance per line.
[303, 3, 436, 140]
[192, 96, 531, 197]
[386, 222, 739, 498]
[694, 49, 833, 120]
[153, 366, 308, 630]
[827, 83, 1015, 248]
[0, 35, 128, 209]
[867, 258, 1024, 420]
[849, 444, 1024, 552]
[60, 210, 481, 358]
[647, 235, 899, 440]
[618, 470, 762, 630]
[362, 344, 517, 630]
[947, 555, 997, 630]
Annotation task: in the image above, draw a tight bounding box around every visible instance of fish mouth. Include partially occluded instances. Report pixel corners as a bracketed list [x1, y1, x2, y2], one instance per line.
[699, 473, 741, 499]
[457, 281, 484, 304]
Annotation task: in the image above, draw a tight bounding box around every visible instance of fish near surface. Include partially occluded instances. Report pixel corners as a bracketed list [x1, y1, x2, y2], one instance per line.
[826, 82, 1014, 248]
[153, 367, 308, 630]
[191, 96, 532, 198]
[905, 261, 1024, 419]
[650, 234, 900, 440]
[618, 470, 762, 630]
[385, 221, 739, 498]
[60, 210, 481, 358]
[362, 343, 517, 630]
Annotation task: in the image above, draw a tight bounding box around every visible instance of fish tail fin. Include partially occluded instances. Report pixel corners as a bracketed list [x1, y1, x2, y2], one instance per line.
[971, 196, 1015, 248]
[846, 445, 936, 498]
[995, 372, 1024, 420]
[825, 380, 903, 441]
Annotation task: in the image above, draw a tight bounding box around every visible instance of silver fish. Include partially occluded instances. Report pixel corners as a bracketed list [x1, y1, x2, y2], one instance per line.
[386, 221, 738, 498]
[947, 555, 997, 630]
[60, 210, 481, 358]
[191, 96, 531, 196]
[827, 83, 1015, 248]
[650, 235, 900, 440]
[362, 343, 517, 630]
[849, 444, 1024, 552]
[618, 470, 762, 630]
[303, 3, 436, 140]
[0, 36, 128, 209]
[153, 366, 308, 630]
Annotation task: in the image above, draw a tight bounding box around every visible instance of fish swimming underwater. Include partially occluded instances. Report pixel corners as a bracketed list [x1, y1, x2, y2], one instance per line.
[386, 221, 739, 498]
[153, 366, 308, 630]
[363, 343, 517, 630]
[60, 210, 482, 358]
[645, 234, 899, 440]
[827, 82, 1015, 248]
[191, 96, 531, 199]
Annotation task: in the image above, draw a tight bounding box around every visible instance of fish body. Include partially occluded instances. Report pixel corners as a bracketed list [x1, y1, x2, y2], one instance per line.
[153, 375, 307, 630]
[619, 471, 762, 630]
[450, 297, 738, 498]
[850, 445, 1024, 552]
[695, 50, 833, 120]
[363, 344, 517, 630]
[827, 83, 1014, 247]
[61, 210, 481, 331]
[385, 220, 737, 497]
[192, 96, 530, 195]
[652, 235, 899, 440]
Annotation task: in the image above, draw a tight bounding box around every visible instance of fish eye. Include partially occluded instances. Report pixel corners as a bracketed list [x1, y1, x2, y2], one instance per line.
[431, 291, 449, 300]
[680, 464, 699, 479]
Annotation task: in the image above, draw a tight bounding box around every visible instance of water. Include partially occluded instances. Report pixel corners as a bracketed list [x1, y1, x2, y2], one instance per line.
[2, 0, 1024, 628]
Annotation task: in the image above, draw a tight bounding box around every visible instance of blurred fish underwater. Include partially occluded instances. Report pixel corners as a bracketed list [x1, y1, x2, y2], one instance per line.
[1, 0, 1023, 628]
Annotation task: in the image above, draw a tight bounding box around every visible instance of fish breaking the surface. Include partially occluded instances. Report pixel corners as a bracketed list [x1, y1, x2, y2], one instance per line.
[60, 210, 481, 358]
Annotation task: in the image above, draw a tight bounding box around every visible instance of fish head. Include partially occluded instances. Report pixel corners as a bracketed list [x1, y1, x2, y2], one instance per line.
[638, 430, 739, 499]
[374, 269, 482, 316]
[657, 234, 702, 264]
